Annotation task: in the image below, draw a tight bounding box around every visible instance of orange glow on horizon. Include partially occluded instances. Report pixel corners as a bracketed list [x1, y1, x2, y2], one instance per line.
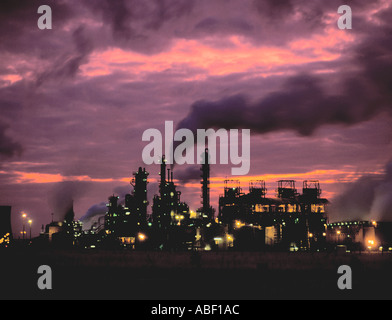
[8, 165, 384, 189]
[13, 171, 124, 184]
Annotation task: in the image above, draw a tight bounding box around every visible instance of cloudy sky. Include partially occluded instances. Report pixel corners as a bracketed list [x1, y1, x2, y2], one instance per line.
[1, 0, 392, 236]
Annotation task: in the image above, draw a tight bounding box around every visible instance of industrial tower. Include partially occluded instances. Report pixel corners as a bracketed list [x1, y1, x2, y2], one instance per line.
[199, 148, 215, 221]
[152, 155, 190, 230]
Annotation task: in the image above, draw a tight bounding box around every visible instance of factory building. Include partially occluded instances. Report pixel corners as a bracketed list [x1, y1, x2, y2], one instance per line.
[78, 159, 330, 251]
[151, 155, 190, 230]
[218, 179, 329, 251]
[40, 203, 83, 247]
[16, 153, 336, 252]
[126, 167, 149, 225]
[104, 167, 151, 248]
[327, 220, 392, 252]
[151, 156, 194, 250]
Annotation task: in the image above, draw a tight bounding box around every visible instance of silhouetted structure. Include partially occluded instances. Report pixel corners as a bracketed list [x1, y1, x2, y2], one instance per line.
[24, 155, 334, 252]
[36, 200, 83, 248]
[0, 206, 12, 247]
[151, 156, 193, 250]
[127, 167, 149, 224]
[326, 220, 392, 252]
[197, 148, 215, 222]
[103, 168, 151, 248]
[218, 179, 328, 250]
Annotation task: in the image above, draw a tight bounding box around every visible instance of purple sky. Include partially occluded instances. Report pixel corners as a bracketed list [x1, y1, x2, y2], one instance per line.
[1, 0, 392, 237]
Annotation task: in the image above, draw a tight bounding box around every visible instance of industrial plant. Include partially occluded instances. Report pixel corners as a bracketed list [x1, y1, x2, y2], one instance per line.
[2, 149, 392, 253]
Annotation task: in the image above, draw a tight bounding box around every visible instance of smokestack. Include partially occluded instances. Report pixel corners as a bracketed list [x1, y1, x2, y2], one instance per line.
[48, 181, 87, 222]
[160, 155, 166, 194]
[201, 148, 211, 219]
[64, 199, 75, 223]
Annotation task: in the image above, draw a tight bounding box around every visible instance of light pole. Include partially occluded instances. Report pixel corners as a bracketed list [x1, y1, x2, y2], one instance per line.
[22, 212, 27, 241]
[28, 219, 32, 240]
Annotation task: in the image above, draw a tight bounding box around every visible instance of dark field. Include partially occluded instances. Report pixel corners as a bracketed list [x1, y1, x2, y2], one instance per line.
[1, 249, 392, 300]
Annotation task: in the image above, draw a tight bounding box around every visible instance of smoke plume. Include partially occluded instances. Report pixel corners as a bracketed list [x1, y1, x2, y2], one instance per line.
[48, 181, 88, 222]
[177, 5, 392, 137]
[0, 122, 23, 159]
[329, 161, 392, 222]
[79, 202, 107, 230]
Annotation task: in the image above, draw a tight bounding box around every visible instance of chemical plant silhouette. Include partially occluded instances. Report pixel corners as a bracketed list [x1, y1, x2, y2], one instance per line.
[2, 148, 392, 252]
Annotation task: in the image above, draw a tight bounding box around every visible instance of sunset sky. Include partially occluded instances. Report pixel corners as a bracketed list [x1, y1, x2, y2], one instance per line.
[1, 0, 392, 236]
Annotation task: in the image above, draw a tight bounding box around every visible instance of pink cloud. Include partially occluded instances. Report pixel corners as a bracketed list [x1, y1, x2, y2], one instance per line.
[81, 29, 354, 80]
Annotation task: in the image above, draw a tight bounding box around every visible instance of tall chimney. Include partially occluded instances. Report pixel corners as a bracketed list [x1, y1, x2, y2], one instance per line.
[201, 148, 211, 219]
[160, 155, 166, 194]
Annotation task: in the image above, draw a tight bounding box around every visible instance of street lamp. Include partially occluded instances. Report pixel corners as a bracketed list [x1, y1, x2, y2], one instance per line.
[28, 219, 32, 240]
[21, 212, 27, 240]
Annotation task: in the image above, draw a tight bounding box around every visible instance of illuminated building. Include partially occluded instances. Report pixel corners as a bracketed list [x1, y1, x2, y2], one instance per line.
[152, 156, 190, 229]
[151, 155, 194, 249]
[41, 203, 83, 246]
[45, 221, 62, 242]
[327, 220, 392, 251]
[218, 179, 329, 250]
[104, 194, 139, 247]
[103, 167, 151, 248]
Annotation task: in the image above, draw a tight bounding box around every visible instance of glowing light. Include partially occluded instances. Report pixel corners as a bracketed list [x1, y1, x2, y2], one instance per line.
[138, 233, 146, 241]
[234, 220, 245, 228]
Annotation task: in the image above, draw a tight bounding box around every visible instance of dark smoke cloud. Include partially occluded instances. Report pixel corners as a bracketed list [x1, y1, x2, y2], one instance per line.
[329, 161, 392, 222]
[48, 181, 89, 222]
[177, 68, 391, 137]
[177, 3, 392, 137]
[35, 25, 94, 86]
[0, 123, 23, 158]
[0, 0, 74, 54]
[84, 0, 196, 54]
